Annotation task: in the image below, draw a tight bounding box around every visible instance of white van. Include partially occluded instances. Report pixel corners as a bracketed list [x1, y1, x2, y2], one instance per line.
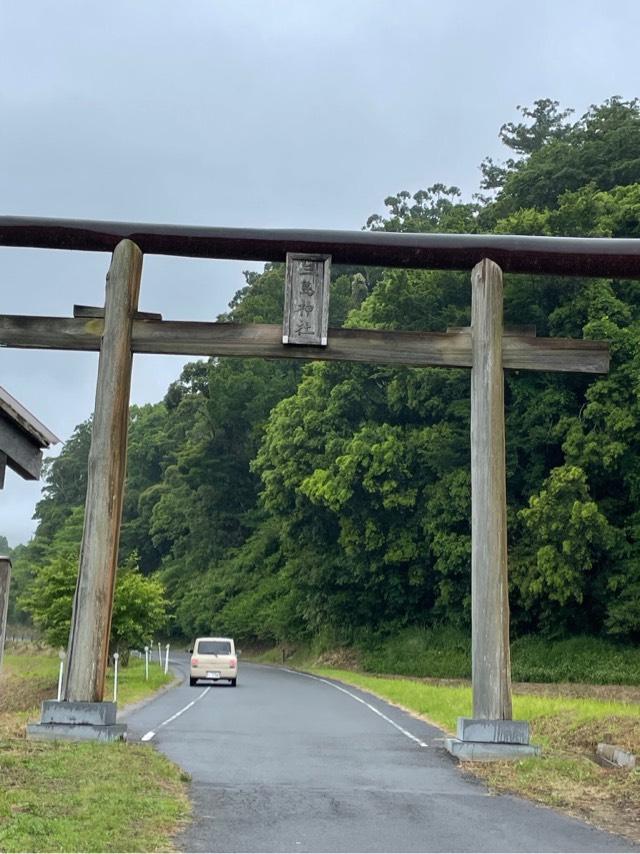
[189, 637, 238, 686]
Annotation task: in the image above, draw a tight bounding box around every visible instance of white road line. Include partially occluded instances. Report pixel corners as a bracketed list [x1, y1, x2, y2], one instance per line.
[282, 668, 430, 748]
[140, 686, 211, 742]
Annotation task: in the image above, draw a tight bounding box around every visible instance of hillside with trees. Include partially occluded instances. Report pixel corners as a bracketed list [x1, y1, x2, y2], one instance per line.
[7, 97, 640, 664]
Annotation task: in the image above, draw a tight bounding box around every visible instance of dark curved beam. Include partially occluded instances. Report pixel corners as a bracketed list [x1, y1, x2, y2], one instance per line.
[1, 215, 640, 277]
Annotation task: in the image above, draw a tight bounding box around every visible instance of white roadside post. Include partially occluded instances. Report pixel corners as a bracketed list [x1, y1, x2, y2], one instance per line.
[0, 557, 11, 674]
[57, 649, 66, 701]
[158, 641, 162, 667]
[113, 652, 119, 703]
[164, 643, 170, 675]
[144, 645, 149, 681]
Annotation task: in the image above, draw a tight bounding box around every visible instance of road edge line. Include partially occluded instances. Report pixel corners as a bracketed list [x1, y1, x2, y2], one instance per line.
[141, 686, 211, 741]
[281, 667, 430, 748]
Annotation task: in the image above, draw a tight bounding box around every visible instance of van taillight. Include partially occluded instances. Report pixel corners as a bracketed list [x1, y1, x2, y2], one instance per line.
[229, 658, 237, 667]
[191, 657, 198, 665]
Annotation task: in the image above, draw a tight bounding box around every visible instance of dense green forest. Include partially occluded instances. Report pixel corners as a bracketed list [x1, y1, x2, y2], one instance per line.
[7, 98, 640, 657]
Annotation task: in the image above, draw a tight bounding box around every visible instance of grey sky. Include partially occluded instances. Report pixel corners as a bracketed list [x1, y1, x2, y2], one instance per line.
[2, 0, 639, 546]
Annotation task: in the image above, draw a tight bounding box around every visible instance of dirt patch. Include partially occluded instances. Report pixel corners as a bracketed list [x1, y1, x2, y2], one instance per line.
[315, 648, 361, 669]
[0, 672, 57, 715]
[511, 681, 640, 704]
[533, 712, 640, 756]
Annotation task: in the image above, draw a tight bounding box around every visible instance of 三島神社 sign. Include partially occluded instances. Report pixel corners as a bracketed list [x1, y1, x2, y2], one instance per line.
[282, 253, 331, 346]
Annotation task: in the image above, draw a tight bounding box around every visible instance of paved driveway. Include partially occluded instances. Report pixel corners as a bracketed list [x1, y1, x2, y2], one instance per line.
[125, 659, 637, 853]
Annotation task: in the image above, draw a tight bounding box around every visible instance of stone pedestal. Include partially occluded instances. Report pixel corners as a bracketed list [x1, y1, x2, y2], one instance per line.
[444, 717, 541, 761]
[27, 700, 126, 742]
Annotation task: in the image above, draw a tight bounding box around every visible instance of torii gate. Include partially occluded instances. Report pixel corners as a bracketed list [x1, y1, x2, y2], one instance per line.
[1, 216, 626, 754]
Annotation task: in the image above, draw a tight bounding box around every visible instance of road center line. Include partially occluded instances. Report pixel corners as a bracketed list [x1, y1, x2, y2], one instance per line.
[140, 686, 211, 742]
[282, 668, 430, 748]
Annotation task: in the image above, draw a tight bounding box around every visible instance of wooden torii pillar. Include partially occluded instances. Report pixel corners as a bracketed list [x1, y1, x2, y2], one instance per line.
[63, 240, 142, 704]
[472, 259, 512, 720]
[27, 240, 140, 741]
[445, 259, 528, 758]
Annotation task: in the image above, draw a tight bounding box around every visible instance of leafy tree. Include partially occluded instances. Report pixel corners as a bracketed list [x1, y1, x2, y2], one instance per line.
[481, 97, 640, 223]
[109, 554, 168, 664]
[20, 509, 168, 660]
[512, 466, 620, 634]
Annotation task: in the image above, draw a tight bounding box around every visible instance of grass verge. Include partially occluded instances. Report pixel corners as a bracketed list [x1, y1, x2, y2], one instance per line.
[0, 648, 189, 853]
[355, 627, 640, 684]
[309, 667, 640, 844]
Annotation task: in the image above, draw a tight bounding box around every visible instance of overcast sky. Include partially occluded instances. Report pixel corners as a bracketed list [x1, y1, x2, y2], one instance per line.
[1, 0, 638, 546]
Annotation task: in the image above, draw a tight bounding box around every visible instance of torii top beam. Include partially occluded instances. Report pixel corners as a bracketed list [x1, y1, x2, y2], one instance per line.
[1, 216, 640, 278]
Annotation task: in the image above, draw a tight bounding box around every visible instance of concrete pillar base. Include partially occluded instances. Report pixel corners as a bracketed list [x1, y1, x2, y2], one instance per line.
[444, 716, 541, 761]
[444, 737, 541, 761]
[26, 700, 126, 742]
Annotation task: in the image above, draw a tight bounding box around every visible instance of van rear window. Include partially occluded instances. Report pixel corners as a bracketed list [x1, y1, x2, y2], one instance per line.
[197, 641, 231, 655]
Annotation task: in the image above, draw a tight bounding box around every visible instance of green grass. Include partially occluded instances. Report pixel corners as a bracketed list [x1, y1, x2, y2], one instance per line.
[356, 626, 640, 684]
[313, 668, 469, 732]
[510, 634, 640, 684]
[106, 656, 175, 706]
[3, 650, 60, 679]
[0, 740, 189, 853]
[312, 668, 640, 733]
[3, 650, 174, 707]
[0, 650, 189, 852]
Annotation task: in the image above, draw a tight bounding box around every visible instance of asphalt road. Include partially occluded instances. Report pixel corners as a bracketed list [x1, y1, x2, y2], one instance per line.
[124, 657, 637, 853]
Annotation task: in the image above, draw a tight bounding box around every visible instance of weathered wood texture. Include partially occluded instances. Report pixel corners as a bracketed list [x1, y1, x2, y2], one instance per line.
[0, 557, 11, 671]
[0, 415, 43, 480]
[63, 240, 142, 703]
[282, 253, 331, 346]
[0, 316, 610, 374]
[471, 258, 512, 721]
[73, 304, 162, 321]
[447, 325, 537, 338]
[2, 215, 640, 278]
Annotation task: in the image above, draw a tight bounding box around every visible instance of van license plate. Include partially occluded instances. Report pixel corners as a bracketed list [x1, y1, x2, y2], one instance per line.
[207, 671, 221, 679]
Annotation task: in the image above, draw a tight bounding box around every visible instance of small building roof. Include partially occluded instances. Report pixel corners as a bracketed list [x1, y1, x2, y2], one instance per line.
[0, 385, 60, 448]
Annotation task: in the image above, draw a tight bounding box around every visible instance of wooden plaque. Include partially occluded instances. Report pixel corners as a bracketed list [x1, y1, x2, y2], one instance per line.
[283, 253, 331, 346]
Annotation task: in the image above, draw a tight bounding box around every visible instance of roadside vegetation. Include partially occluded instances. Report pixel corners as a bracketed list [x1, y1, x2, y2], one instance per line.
[255, 627, 640, 685]
[0, 647, 188, 853]
[359, 627, 640, 684]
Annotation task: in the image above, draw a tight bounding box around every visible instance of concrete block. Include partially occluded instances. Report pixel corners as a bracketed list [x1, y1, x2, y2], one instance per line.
[27, 722, 126, 742]
[41, 700, 117, 726]
[444, 737, 541, 761]
[456, 717, 530, 745]
[597, 743, 636, 769]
